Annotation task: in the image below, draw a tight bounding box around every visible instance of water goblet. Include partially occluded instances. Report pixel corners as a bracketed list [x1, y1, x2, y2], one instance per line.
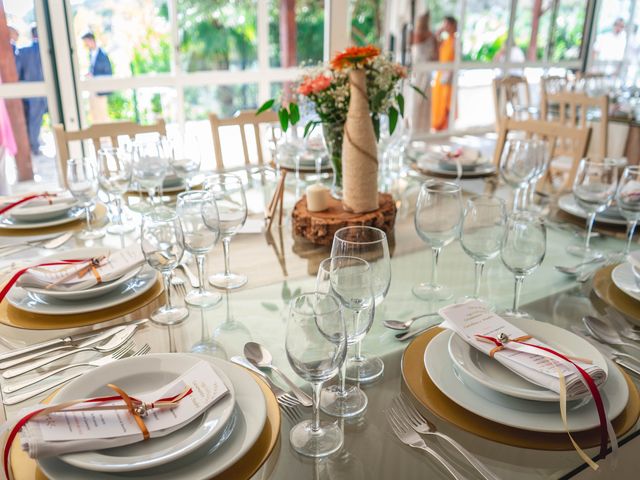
[97, 147, 135, 235]
[204, 174, 248, 290]
[499, 139, 537, 211]
[176, 191, 221, 307]
[133, 141, 168, 207]
[617, 166, 640, 255]
[141, 207, 188, 325]
[66, 157, 105, 240]
[413, 180, 463, 302]
[168, 135, 201, 191]
[501, 212, 546, 318]
[286, 292, 347, 457]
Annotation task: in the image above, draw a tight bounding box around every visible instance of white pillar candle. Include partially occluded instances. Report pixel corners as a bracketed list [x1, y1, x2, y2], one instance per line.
[306, 184, 329, 212]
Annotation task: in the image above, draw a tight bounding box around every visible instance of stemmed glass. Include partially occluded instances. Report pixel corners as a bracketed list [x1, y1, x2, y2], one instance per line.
[413, 180, 463, 302]
[133, 141, 168, 207]
[616, 165, 640, 255]
[568, 158, 618, 258]
[523, 140, 549, 212]
[176, 191, 222, 307]
[97, 147, 135, 235]
[331, 226, 390, 383]
[204, 174, 248, 289]
[66, 157, 105, 240]
[317, 256, 374, 417]
[286, 292, 347, 457]
[460, 195, 506, 306]
[499, 139, 537, 211]
[141, 208, 188, 325]
[168, 135, 201, 191]
[500, 212, 546, 318]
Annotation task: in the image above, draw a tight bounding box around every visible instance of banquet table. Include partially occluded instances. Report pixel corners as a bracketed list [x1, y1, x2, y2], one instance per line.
[0, 171, 638, 480]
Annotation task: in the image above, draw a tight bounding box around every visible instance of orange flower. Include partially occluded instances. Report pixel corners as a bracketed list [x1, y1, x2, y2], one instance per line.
[393, 64, 408, 78]
[331, 45, 380, 70]
[298, 74, 332, 96]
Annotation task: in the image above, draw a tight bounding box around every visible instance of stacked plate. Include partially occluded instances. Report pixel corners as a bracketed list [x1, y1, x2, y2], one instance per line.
[35, 353, 270, 479]
[406, 141, 495, 178]
[611, 251, 640, 302]
[423, 317, 629, 433]
[130, 175, 187, 195]
[0, 195, 82, 230]
[557, 194, 627, 226]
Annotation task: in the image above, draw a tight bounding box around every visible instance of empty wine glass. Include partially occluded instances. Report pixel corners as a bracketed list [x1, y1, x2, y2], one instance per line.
[331, 226, 390, 383]
[499, 139, 537, 211]
[133, 141, 168, 207]
[568, 158, 618, 258]
[176, 191, 221, 307]
[523, 139, 550, 212]
[286, 292, 347, 457]
[66, 157, 105, 240]
[317, 257, 374, 418]
[413, 180, 463, 302]
[97, 147, 135, 235]
[501, 212, 546, 318]
[141, 208, 188, 325]
[460, 195, 506, 306]
[168, 135, 201, 191]
[204, 174, 248, 289]
[616, 165, 640, 255]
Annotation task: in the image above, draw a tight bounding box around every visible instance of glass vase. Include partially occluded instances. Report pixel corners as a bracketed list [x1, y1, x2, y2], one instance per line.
[322, 124, 344, 199]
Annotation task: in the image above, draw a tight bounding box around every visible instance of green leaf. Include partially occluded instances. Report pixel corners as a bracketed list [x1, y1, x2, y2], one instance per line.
[372, 91, 386, 109]
[410, 84, 428, 100]
[396, 94, 405, 117]
[278, 108, 289, 132]
[256, 99, 275, 115]
[372, 115, 380, 142]
[303, 120, 320, 138]
[261, 302, 279, 312]
[389, 107, 399, 135]
[289, 103, 300, 124]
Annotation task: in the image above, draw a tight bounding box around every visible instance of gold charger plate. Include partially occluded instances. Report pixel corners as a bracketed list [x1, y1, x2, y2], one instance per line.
[401, 327, 640, 450]
[591, 264, 640, 326]
[10, 371, 281, 480]
[410, 162, 497, 179]
[0, 276, 163, 330]
[0, 204, 107, 237]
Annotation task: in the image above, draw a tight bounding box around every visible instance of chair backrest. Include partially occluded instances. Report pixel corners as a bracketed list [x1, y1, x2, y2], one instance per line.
[493, 117, 591, 191]
[492, 75, 532, 127]
[208, 110, 279, 170]
[539, 74, 572, 104]
[53, 119, 167, 187]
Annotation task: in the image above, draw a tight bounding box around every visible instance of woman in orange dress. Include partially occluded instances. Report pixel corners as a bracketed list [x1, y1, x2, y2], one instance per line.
[431, 16, 457, 131]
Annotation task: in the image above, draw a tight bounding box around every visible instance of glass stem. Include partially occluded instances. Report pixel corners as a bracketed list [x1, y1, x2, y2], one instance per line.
[520, 184, 529, 211]
[473, 261, 485, 298]
[585, 212, 596, 251]
[528, 178, 537, 206]
[148, 187, 156, 205]
[431, 247, 441, 286]
[163, 271, 173, 309]
[625, 220, 637, 255]
[222, 238, 232, 277]
[84, 204, 93, 232]
[311, 381, 322, 434]
[513, 275, 525, 312]
[168, 326, 176, 353]
[115, 195, 123, 225]
[338, 357, 347, 397]
[196, 254, 207, 295]
[354, 339, 364, 362]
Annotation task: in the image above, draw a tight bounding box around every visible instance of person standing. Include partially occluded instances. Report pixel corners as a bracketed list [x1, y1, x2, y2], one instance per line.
[81, 31, 112, 123]
[409, 12, 438, 135]
[431, 16, 457, 131]
[8, 26, 18, 57]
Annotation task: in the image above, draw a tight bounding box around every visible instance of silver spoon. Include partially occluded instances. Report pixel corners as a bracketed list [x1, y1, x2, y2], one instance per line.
[243, 342, 312, 407]
[555, 256, 605, 275]
[582, 316, 640, 356]
[384, 312, 440, 331]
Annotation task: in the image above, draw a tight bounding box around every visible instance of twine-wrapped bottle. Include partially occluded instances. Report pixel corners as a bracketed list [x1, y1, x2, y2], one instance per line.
[341, 69, 379, 213]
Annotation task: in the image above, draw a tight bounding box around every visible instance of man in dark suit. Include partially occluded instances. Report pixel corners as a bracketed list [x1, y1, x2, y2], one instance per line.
[16, 26, 47, 154]
[81, 31, 112, 123]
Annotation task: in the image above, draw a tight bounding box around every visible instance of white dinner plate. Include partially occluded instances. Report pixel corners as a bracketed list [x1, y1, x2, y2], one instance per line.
[448, 318, 608, 402]
[557, 194, 627, 226]
[0, 206, 85, 230]
[8, 199, 79, 223]
[277, 156, 330, 172]
[425, 329, 628, 432]
[611, 262, 640, 302]
[38, 355, 267, 480]
[6, 266, 157, 315]
[57, 354, 237, 472]
[22, 247, 144, 301]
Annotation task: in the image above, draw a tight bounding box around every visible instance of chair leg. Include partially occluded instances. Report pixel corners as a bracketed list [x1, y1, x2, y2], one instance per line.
[266, 170, 287, 231]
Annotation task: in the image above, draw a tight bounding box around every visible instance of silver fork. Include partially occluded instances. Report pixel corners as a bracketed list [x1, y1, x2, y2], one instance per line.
[282, 403, 303, 423]
[171, 275, 188, 297]
[394, 395, 500, 480]
[385, 406, 464, 480]
[229, 356, 301, 408]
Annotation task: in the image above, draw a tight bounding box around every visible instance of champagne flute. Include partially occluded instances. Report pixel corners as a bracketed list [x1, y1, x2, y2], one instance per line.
[524, 139, 550, 212]
[204, 174, 248, 290]
[499, 139, 537, 211]
[568, 158, 618, 258]
[141, 208, 188, 325]
[501, 212, 546, 318]
[133, 141, 168, 206]
[97, 147, 135, 235]
[331, 226, 390, 383]
[286, 292, 347, 457]
[66, 157, 105, 240]
[616, 166, 640, 256]
[168, 135, 201, 191]
[176, 191, 221, 307]
[413, 180, 463, 302]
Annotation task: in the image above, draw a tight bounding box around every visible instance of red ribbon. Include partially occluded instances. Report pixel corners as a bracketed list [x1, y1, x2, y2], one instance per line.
[476, 334, 610, 460]
[0, 194, 56, 216]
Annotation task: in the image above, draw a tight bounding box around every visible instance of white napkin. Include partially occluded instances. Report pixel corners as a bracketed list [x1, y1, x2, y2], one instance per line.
[1, 193, 76, 210]
[16, 246, 145, 292]
[439, 300, 607, 398]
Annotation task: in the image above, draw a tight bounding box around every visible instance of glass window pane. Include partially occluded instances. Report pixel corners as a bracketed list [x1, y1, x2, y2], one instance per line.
[71, 0, 171, 78]
[178, 0, 258, 72]
[1, 1, 44, 84]
[550, 0, 587, 61]
[461, 0, 511, 62]
[422, 1, 459, 28]
[592, 0, 632, 62]
[184, 84, 258, 121]
[455, 70, 495, 129]
[268, 0, 323, 68]
[350, 0, 385, 47]
[513, 0, 553, 61]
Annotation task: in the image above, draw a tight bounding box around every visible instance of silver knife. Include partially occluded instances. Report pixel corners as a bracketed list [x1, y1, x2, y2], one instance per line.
[615, 359, 640, 377]
[0, 318, 148, 362]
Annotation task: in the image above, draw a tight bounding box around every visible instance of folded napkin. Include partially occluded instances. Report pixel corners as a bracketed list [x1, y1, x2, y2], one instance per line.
[19, 361, 229, 459]
[439, 301, 607, 398]
[0, 192, 75, 214]
[16, 246, 145, 292]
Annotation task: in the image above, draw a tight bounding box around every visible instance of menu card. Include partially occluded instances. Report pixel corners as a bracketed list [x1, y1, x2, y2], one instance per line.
[439, 300, 606, 397]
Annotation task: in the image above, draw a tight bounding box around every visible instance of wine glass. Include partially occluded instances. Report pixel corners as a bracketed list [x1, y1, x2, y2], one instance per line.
[176, 191, 221, 307]
[331, 226, 390, 383]
[413, 180, 463, 302]
[168, 135, 201, 191]
[141, 207, 188, 325]
[133, 141, 168, 207]
[97, 147, 135, 235]
[286, 292, 347, 457]
[523, 139, 550, 212]
[567, 158, 618, 258]
[460, 195, 506, 306]
[66, 157, 105, 240]
[616, 165, 640, 255]
[316, 257, 374, 418]
[500, 212, 546, 318]
[204, 174, 248, 290]
[499, 139, 537, 211]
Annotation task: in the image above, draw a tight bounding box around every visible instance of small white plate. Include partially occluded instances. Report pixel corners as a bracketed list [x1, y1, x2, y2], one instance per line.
[0, 206, 85, 230]
[425, 329, 628, 432]
[611, 262, 640, 302]
[58, 354, 237, 472]
[9, 200, 79, 223]
[448, 318, 608, 402]
[557, 194, 627, 226]
[38, 356, 267, 480]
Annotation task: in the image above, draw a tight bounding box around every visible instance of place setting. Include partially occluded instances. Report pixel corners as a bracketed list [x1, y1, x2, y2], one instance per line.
[407, 141, 496, 179]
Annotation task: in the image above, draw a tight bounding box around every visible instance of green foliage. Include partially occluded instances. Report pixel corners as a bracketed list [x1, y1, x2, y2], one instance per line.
[107, 92, 135, 121]
[351, 0, 383, 46]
